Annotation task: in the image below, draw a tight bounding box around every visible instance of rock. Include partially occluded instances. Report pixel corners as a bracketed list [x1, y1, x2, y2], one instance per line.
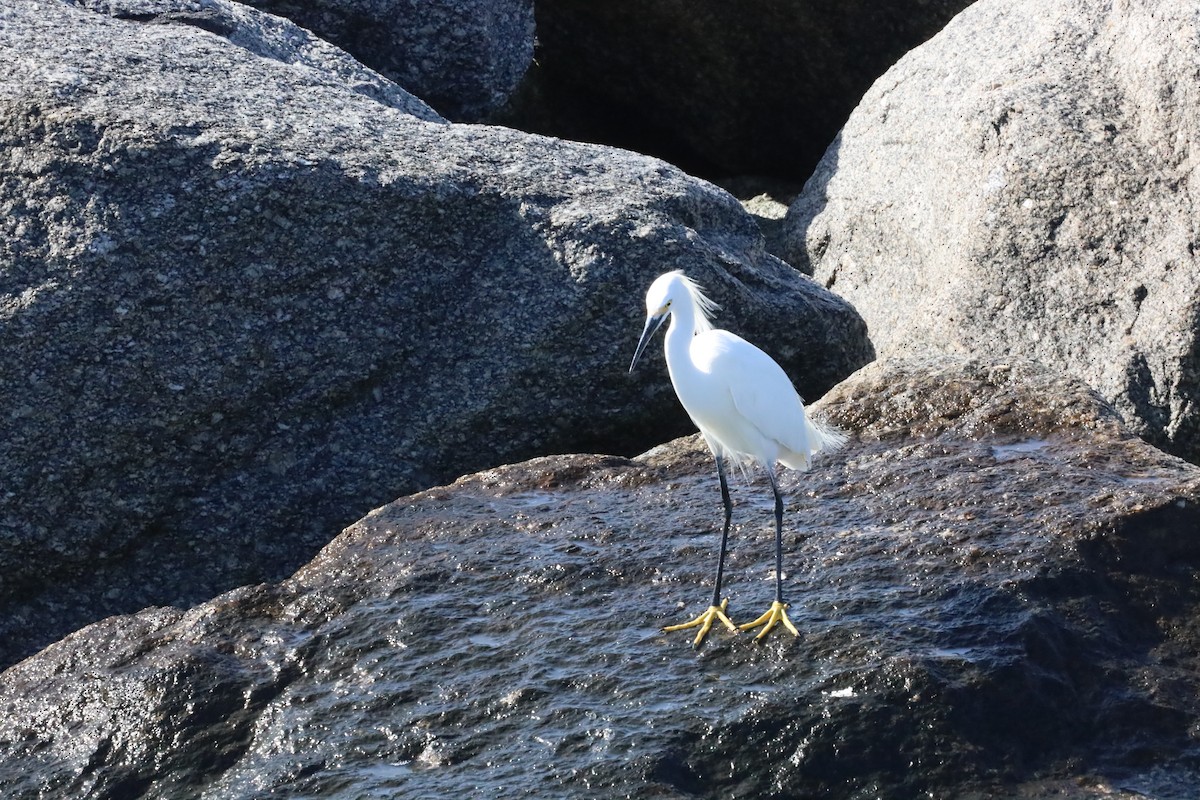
[0, 1, 870, 667]
[712, 176, 806, 263]
[785, 0, 1200, 463]
[739, 192, 792, 263]
[3, 356, 1200, 797]
[502, 0, 977, 179]
[66, 0, 444, 118]
[237, 0, 534, 121]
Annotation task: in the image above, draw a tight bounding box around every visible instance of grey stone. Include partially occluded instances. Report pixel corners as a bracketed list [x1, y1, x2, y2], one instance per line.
[785, 0, 1200, 462]
[68, 0, 445, 117]
[503, 0, 977, 179]
[0, 0, 869, 667]
[237, 0, 535, 121]
[2, 356, 1199, 797]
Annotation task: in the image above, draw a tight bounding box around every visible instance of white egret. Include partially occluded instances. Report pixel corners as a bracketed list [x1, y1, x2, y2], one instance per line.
[629, 271, 846, 645]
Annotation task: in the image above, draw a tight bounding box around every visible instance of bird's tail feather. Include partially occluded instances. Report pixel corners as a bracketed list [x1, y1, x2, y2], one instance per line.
[807, 416, 848, 455]
[777, 416, 848, 471]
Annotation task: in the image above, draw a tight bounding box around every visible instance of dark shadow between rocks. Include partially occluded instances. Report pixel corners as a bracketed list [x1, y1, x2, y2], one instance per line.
[780, 131, 842, 278]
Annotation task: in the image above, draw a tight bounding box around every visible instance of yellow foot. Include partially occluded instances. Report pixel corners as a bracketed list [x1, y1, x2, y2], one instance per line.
[663, 598, 739, 646]
[738, 600, 800, 643]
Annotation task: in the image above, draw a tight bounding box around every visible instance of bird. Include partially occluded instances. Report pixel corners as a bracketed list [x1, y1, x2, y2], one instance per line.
[628, 270, 846, 645]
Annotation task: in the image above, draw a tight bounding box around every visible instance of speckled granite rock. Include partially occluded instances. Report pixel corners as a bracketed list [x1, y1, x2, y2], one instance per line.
[0, 0, 870, 667]
[237, 0, 535, 121]
[787, 0, 1200, 463]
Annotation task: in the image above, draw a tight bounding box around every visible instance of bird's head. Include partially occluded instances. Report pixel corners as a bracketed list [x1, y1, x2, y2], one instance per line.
[628, 274, 676, 373]
[629, 271, 718, 373]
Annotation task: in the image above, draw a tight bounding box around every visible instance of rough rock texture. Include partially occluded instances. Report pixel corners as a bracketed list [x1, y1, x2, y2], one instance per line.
[3, 356, 1200, 798]
[503, 0, 976, 180]
[0, 0, 871, 668]
[238, 0, 535, 121]
[785, 0, 1200, 463]
[70, 0, 444, 119]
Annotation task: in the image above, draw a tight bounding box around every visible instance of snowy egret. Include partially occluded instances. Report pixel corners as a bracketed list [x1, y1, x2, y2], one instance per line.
[629, 271, 846, 645]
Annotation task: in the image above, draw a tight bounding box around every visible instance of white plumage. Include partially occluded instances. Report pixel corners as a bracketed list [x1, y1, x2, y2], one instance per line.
[629, 270, 846, 645]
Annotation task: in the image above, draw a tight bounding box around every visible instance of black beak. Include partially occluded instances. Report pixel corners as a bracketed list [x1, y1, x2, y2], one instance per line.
[629, 312, 668, 373]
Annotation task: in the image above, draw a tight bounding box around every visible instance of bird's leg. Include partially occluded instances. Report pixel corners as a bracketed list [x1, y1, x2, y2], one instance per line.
[772, 467, 784, 605]
[710, 451, 734, 610]
[738, 467, 800, 642]
[663, 452, 738, 646]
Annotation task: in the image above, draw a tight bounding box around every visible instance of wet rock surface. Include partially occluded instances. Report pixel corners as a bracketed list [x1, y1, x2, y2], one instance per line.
[3, 356, 1199, 798]
[786, 0, 1200, 462]
[0, 0, 870, 667]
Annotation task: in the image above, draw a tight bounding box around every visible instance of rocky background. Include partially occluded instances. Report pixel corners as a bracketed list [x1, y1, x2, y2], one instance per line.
[2, 0, 1200, 797]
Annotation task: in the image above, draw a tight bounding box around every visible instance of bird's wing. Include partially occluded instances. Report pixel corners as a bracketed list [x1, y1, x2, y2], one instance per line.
[700, 331, 811, 456]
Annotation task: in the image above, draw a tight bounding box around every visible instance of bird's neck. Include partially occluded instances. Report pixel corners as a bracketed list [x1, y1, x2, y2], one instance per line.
[664, 304, 697, 378]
